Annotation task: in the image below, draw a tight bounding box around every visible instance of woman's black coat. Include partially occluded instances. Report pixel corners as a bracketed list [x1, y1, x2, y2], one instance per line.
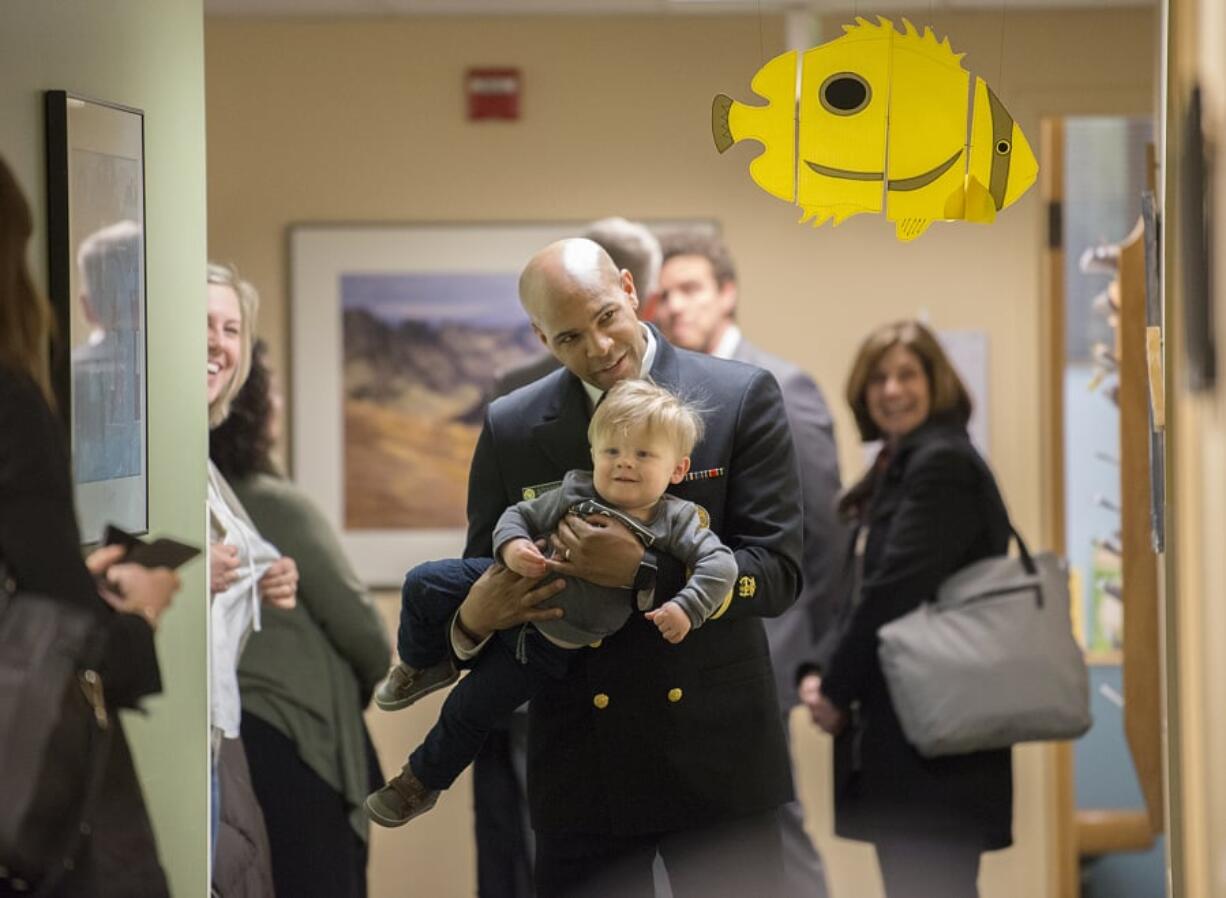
[817, 419, 1014, 850]
[0, 367, 169, 897]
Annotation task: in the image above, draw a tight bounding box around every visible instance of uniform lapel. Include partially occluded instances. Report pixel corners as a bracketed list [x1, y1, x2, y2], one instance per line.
[531, 371, 594, 473]
[646, 323, 682, 391]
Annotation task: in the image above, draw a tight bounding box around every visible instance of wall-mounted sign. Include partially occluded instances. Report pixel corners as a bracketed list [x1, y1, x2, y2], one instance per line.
[466, 68, 520, 121]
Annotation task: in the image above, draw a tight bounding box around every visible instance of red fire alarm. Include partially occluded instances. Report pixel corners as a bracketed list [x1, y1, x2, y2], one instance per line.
[466, 68, 521, 121]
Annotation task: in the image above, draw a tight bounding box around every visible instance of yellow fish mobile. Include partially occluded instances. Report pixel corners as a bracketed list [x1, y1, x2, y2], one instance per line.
[712, 16, 1039, 241]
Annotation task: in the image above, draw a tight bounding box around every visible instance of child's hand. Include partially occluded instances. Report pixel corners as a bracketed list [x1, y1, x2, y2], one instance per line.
[644, 601, 692, 644]
[501, 538, 549, 579]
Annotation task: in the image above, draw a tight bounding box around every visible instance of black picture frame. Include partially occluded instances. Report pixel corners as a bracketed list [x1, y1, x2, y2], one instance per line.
[45, 90, 150, 541]
[1179, 84, 1216, 392]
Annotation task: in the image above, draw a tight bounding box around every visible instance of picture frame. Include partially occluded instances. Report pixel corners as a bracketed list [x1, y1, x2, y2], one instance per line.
[45, 91, 149, 543]
[289, 220, 714, 586]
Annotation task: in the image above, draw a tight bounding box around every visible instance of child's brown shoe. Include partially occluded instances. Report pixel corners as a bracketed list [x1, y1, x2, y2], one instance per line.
[373, 659, 459, 711]
[364, 765, 440, 828]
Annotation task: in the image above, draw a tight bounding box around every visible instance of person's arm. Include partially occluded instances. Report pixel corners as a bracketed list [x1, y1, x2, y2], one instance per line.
[819, 448, 986, 711]
[700, 368, 803, 623]
[662, 505, 738, 629]
[464, 410, 508, 559]
[245, 482, 391, 694]
[454, 409, 566, 654]
[0, 374, 160, 707]
[453, 564, 566, 647]
[779, 369, 845, 644]
[492, 485, 568, 566]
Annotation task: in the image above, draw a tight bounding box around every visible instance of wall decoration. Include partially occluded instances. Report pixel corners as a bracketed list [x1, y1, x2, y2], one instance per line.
[45, 91, 148, 543]
[1179, 85, 1215, 391]
[1140, 190, 1165, 553]
[937, 329, 989, 457]
[290, 221, 712, 586]
[712, 16, 1039, 241]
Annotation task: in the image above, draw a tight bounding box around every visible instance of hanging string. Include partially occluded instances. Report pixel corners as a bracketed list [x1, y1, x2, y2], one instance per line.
[757, 0, 766, 65]
[997, 0, 1008, 95]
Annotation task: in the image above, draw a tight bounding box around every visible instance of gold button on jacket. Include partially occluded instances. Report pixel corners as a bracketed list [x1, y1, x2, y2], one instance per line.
[667, 688, 683, 703]
[593, 693, 610, 709]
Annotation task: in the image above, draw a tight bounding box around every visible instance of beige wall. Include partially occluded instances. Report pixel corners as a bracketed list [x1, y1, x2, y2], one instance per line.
[1, 3, 210, 895]
[1165, 0, 1226, 893]
[206, 8, 1157, 896]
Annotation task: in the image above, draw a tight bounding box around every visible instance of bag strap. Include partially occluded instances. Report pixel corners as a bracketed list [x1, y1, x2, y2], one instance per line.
[1008, 523, 1038, 576]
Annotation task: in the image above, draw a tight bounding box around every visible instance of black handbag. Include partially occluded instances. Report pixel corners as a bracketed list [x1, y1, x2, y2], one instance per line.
[0, 564, 113, 896]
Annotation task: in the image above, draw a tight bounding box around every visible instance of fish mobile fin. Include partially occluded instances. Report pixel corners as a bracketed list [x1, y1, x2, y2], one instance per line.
[943, 175, 997, 225]
[718, 51, 798, 202]
[799, 207, 832, 229]
[962, 175, 997, 223]
[895, 218, 934, 241]
[712, 95, 735, 153]
[799, 204, 874, 228]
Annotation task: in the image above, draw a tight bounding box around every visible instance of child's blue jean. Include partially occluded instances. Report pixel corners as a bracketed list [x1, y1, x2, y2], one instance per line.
[398, 558, 573, 791]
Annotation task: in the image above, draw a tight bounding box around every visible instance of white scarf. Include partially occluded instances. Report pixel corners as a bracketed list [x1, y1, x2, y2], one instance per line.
[207, 462, 279, 740]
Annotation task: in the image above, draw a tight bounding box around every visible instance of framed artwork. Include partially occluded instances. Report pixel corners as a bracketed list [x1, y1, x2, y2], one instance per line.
[290, 221, 714, 586]
[45, 91, 148, 543]
[936, 329, 990, 458]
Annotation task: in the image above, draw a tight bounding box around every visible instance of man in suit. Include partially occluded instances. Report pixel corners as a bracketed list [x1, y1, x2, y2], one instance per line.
[477, 217, 664, 898]
[450, 237, 802, 897]
[656, 231, 842, 898]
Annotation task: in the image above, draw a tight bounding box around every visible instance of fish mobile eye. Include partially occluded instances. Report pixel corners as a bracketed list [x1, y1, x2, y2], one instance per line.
[820, 73, 872, 116]
[711, 15, 1039, 242]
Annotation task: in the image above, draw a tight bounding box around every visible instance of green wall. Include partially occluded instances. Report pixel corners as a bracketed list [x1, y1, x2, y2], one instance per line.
[0, 2, 209, 894]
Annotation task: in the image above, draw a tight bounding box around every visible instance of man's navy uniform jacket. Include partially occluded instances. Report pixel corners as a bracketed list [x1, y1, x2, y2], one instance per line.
[463, 325, 803, 836]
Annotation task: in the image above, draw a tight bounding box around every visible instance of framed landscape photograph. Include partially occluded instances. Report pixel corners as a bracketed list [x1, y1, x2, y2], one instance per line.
[289, 221, 714, 586]
[45, 91, 148, 543]
[291, 223, 590, 585]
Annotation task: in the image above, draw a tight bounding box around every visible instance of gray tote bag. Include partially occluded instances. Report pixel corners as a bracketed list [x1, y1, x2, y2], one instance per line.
[877, 527, 1092, 758]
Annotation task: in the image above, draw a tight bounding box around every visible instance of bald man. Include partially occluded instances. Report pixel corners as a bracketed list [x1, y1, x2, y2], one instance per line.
[443, 239, 802, 897]
[493, 217, 662, 396]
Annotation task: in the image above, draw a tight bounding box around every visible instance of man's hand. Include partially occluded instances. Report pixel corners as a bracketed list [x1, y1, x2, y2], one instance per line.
[259, 556, 298, 609]
[457, 563, 566, 641]
[546, 514, 644, 587]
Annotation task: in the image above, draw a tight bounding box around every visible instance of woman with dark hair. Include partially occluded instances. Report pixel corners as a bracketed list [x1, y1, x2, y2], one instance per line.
[798, 320, 1013, 898]
[211, 340, 390, 898]
[0, 156, 181, 896]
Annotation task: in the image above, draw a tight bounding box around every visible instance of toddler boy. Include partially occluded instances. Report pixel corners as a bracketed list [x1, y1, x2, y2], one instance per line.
[365, 378, 737, 827]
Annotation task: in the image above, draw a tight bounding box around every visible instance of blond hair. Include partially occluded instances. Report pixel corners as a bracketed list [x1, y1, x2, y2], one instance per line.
[207, 261, 260, 428]
[588, 379, 704, 457]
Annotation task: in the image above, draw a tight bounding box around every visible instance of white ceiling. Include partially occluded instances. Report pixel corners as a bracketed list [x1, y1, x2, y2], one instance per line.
[205, 0, 1155, 17]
